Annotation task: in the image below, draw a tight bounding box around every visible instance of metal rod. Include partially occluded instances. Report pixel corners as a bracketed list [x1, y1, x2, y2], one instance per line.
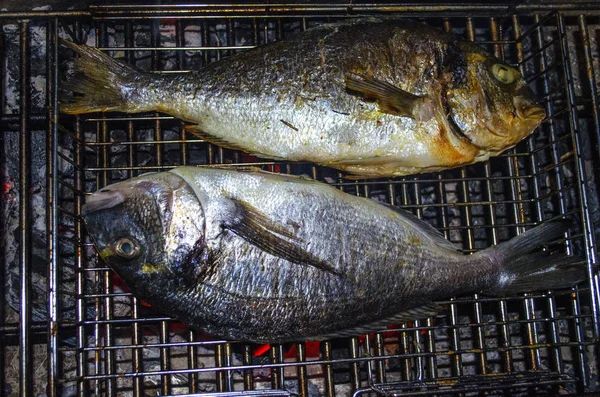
[96, 45, 255, 51]
[0, 11, 90, 19]
[1, 113, 48, 123]
[96, 22, 117, 397]
[363, 334, 374, 385]
[422, 164, 440, 379]
[46, 17, 59, 397]
[224, 342, 234, 392]
[160, 319, 171, 395]
[41, 309, 588, 347]
[92, 111, 102, 397]
[349, 337, 361, 390]
[73, 340, 596, 380]
[0, 19, 7, 397]
[175, 19, 189, 167]
[243, 344, 253, 391]
[373, 334, 385, 384]
[397, 181, 414, 382]
[131, 297, 144, 397]
[19, 20, 33, 397]
[321, 341, 335, 397]
[128, 59, 143, 391]
[270, 344, 285, 390]
[410, 181, 427, 382]
[296, 342, 308, 397]
[433, 168, 450, 394]
[484, 16, 509, 386]
[0, 2, 599, 21]
[74, 85, 87, 397]
[570, 291, 588, 393]
[188, 329, 199, 393]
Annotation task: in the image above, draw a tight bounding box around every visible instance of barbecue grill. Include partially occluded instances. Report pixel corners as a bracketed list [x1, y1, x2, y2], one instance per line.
[1, 2, 599, 396]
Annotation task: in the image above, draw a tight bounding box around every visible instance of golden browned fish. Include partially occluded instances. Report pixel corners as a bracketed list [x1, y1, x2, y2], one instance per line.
[60, 17, 545, 177]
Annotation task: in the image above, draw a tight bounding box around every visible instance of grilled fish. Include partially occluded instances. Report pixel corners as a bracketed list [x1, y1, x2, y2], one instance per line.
[60, 17, 545, 177]
[82, 167, 583, 343]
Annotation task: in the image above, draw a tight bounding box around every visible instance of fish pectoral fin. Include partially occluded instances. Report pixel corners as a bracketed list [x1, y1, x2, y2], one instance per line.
[223, 199, 344, 277]
[309, 303, 442, 341]
[345, 75, 435, 122]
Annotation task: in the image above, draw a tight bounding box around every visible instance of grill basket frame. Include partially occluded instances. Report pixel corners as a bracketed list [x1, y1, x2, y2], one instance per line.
[0, 3, 599, 397]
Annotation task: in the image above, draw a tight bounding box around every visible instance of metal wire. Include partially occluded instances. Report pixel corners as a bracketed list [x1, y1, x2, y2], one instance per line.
[0, 4, 599, 397]
[46, 17, 60, 397]
[18, 19, 33, 397]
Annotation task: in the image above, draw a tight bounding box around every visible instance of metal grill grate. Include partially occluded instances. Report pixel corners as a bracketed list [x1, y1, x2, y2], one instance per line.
[1, 4, 599, 397]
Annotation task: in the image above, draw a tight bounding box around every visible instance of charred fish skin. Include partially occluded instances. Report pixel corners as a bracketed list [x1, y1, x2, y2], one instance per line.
[60, 18, 545, 177]
[82, 167, 584, 343]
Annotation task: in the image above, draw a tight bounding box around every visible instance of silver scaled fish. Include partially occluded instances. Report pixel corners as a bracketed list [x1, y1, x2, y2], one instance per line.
[82, 167, 583, 343]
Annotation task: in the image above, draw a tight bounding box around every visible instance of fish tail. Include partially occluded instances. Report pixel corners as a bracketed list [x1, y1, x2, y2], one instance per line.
[486, 219, 586, 295]
[59, 40, 155, 114]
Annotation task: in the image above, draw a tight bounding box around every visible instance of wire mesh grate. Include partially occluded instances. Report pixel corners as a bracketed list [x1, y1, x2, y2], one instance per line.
[0, 4, 599, 397]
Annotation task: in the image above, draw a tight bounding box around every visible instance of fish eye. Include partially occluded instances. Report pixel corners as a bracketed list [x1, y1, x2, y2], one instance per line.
[114, 237, 141, 260]
[492, 63, 517, 84]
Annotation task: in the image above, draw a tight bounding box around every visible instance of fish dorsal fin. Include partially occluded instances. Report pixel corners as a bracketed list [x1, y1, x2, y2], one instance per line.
[222, 198, 344, 278]
[379, 202, 463, 253]
[309, 303, 442, 341]
[345, 74, 435, 122]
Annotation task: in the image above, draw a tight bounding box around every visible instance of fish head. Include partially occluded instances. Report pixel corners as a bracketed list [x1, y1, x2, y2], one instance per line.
[82, 171, 205, 294]
[445, 42, 546, 153]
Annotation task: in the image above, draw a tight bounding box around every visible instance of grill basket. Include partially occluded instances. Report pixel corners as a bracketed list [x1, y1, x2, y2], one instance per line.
[1, 3, 599, 397]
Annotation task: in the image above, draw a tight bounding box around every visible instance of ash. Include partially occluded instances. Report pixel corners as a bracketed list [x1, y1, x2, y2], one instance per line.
[1, 9, 599, 397]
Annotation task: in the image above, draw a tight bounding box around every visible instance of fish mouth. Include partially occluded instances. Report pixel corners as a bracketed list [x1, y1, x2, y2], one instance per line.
[520, 105, 546, 122]
[83, 188, 126, 215]
[513, 95, 546, 123]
